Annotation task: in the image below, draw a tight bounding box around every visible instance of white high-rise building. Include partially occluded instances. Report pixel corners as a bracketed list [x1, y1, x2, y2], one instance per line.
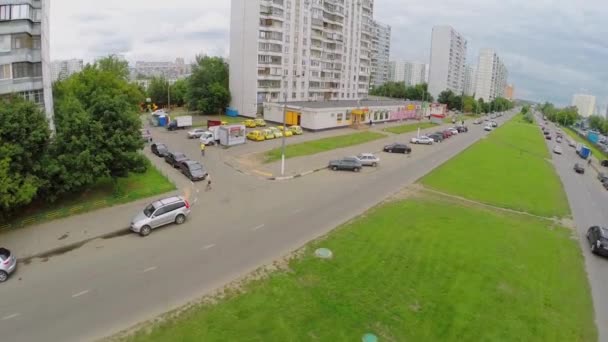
[230, 0, 374, 118]
[463, 65, 476, 96]
[474, 49, 508, 102]
[370, 20, 390, 87]
[572, 94, 596, 117]
[428, 25, 467, 99]
[51, 59, 83, 81]
[389, 61, 427, 86]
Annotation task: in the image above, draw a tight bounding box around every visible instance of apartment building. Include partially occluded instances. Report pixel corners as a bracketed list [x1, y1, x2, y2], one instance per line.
[0, 0, 53, 129]
[572, 94, 596, 117]
[132, 58, 191, 80]
[370, 20, 390, 87]
[474, 48, 508, 101]
[505, 84, 514, 100]
[463, 64, 476, 96]
[428, 25, 467, 99]
[388, 61, 427, 86]
[230, 0, 375, 118]
[51, 58, 83, 81]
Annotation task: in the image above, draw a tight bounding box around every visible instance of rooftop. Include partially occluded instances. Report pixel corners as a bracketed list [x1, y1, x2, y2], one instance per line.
[274, 99, 414, 109]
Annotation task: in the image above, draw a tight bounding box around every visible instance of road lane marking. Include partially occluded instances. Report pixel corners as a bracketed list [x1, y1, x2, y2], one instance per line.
[72, 290, 90, 298]
[1, 313, 20, 320]
[142, 266, 157, 273]
[252, 224, 265, 231]
[201, 244, 216, 250]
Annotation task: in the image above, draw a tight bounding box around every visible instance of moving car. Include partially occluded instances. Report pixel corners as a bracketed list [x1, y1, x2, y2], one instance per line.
[574, 163, 585, 174]
[268, 126, 283, 138]
[356, 153, 380, 167]
[601, 160, 608, 167]
[254, 118, 267, 127]
[329, 157, 363, 172]
[0, 248, 17, 283]
[130, 196, 191, 236]
[289, 125, 303, 135]
[164, 152, 188, 168]
[473, 119, 482, 125]
[410, 136, 434, 145]
[553, 145, 562, 154]
[484, 125, 493, 131]
[247, 130, 265, 142]
[597, 172, 608, 183]
[244, 119, 257, 128]
[187, 128, 207, 139]
[556, 136, 562, 143]
[277, 126, 294, 137]
[151, 143, 169, 157]
[179, 160, 208, 181]
[545, 135, 552, 140]
[586, 226, 608, 256]
[490, 121, 498, 128]
[543, 130, 550, 135]
[262, 129, 275, 140]
[383, 143, 412, 154]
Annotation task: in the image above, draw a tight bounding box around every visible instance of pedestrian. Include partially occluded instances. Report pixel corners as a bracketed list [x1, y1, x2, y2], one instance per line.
[206, 174, 212, 191]
[200, 142, 205, 157]
[369, 119, 373, 127]
[588, 158, 592, 166]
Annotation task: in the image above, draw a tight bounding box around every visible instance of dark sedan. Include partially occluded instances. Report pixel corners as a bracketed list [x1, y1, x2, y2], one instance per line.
[383, 143, 412, 154]
[179, 160, 208, 181]
[164, 152, 189, 168]
[328, 157, 363, 172]
[151, 143, 169, 157]
[428, 133, 444, 142]
[574, 163, 585, 174]
[602, 160, 608, 167]
[587, 226, 608, 256]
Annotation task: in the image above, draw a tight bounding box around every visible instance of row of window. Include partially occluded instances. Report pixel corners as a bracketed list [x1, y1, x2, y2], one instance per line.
[0, 34, 42, 52]
[0, 4, 41, 22]
[0, 62, 42, 80]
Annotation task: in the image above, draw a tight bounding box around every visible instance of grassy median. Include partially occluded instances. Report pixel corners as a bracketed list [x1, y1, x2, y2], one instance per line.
[422, 115, 570, 217]
[383, 122, 437, 134]
[264, 131, 386, 162]
[125, 196, 595, 342]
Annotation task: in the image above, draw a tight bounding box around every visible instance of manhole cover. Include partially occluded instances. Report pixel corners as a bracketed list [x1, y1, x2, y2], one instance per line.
[362, 333, 378, 342]
[314, 248, 333, 259]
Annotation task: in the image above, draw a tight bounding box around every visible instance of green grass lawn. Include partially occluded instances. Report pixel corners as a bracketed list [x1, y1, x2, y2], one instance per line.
[564, 127, 608, 159]
[383, 122, 437, 134]
[125, 197, 595, 342]
[0, 160, 176, 230]
[264, 131, 386, 163]
[422, 115, 570, 217]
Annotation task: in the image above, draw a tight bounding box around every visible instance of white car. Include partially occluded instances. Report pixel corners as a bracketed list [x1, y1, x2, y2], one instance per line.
[410, 136, 434, 145]
[484, 125, 493, 131]
[447, 128, 459, 135]
[356, 153, 380, 167]
[553, 145, 563, 155]
[187, 128, 207, 139]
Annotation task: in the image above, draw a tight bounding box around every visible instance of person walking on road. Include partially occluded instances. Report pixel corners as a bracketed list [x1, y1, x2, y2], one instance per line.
[205, 174, 212, 191]
[200, 142, 205, 157]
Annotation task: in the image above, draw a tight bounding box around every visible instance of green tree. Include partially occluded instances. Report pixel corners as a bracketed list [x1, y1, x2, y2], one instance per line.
[369, 82, 432, 102]
[186, 55, 230, 114]
[95, 55, 130, 80]
[462, 96, 476, 113]
[170, 78, 188, 107]
[147, 76, 169, 105]
[0, 97, 50, 215]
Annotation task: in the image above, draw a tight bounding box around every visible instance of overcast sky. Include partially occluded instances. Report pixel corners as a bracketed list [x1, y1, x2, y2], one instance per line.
[51, 0, 608, 107]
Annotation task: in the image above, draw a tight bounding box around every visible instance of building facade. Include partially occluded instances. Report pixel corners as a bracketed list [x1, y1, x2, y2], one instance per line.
[0, 0, 54, 129]
[51, 58, 83, 81]
[389, 60, 427, 86]
[572, 94, 596, 117]
[370, 20, 390, 87]
[505, 84, 514, 100]
[230, 0, 375, 118]
[428, 25, 467, 99]
[463, 64, 476, 96]
[474, 49, 508, 102]
[132, 58, 191, 80]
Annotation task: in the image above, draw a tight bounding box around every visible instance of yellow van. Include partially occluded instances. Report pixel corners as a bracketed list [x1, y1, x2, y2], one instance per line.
[247, 130, 265, 141]
[289, 125, 303, 135]
[277, 126, 294, 137]
[262, 129, 275, 140]
[244, 119, 257, 128]
[268, 127, 283, 138]
[254, 118, 267, 127]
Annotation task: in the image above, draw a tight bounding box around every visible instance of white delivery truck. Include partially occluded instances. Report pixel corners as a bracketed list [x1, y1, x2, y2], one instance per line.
[218, 124, 246, 147]
[199, 131, 217, 145]
[167, 115, 193, 131]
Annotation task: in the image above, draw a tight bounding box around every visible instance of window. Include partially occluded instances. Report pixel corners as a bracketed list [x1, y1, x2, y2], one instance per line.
[12, 62, 41, 79]
[337, 113, 343, 122]
[345, 111, 351, 121]
[0, 35, 10, 52]
[11, 5, 29, 20]
[0, 5, 10, 21]
[0, 64, 11, 79]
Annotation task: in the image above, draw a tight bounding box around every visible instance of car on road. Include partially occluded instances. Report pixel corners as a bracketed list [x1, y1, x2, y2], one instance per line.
[164, 152, 189, 168]
[289, 125, 303, 135]
[254, 118, 267, 127]
[268, 126, 283, 138]
[187, 128, 207, 139]
[428, 133, 444, 142]
[545, 135, 552, 140]
[447, 128, 459, 135]
[604, 182, 608, 191]
[130, 196, 191, 236]
[473, 119, 482, 125]
[556, 136, 562, 143]
[179, 160, 208, 181]
[601, 160, 608, 167]
[328, 157, 363, 172]
[484, 125, 493, 131]
[383, 143, 412, 154]
[151, 143, 169, 157]
[140, 129, 153, 143]
[574, 163, 585, 174]
[553, 145, 562, 154]
[440, 130, 452, 138]
[543, 130, 550, 135]
[244, 119, 257, 128]
[490, 121, 498, 128]
[0, 248, 17, 283]
[456, 125, 468, 133]
[247, 130, 265, 141]
[410, 136, 434, 145]
[586, 226, 608, 256]
[598, 172, 608, 183]
[356, 153, 380, 167]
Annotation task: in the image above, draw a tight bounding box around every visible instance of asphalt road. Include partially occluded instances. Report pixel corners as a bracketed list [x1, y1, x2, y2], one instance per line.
[0, 113, 517, 342]
[541, 121, 608, 342]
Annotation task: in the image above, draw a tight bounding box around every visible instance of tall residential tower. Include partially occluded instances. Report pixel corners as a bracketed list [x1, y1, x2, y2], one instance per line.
[428, 25, 467, 99]
[230, 0, 375, 117]
[572, 94, 596, 117]
[389, 61, 427, 86]
[370, 20, 390, 87]
[474, 49, 508, 102]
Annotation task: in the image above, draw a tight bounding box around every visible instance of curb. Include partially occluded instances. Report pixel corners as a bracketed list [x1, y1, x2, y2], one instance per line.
[267, 166, 328, 181]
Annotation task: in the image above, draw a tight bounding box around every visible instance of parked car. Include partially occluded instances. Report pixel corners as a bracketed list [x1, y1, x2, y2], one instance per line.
[604, 182, 608, 191]
[151, 143, 169, 157]
[553, 145, 562, 154]
[179, 160, 208, 181]
[268, 126, 283, 138]
[164, 152, 188, 168]
[598, 172, 608, 183]
[247, 130, 265, 141]
[543, 130, 550, 135]
[187, 128, 207, 139]
[356, 153, 380, 167]
[442, 130, 454, 138]
[254, 118, 267, 127]
[556, 136, 562, 143]
[262, 129, 275, 140]
[289, 125, 304, 135]
[545, 135, 552, 140]
[490, 121, 498, 128]
[473, 119, 482, 125]
[601, 160, 608, 167]
[411, 136, 434, 145]
[574, 163, 585, 174]
[447, 128, 459, 135]
[456, 125, 468, 133]
[484, 125, 493, 131]
[0, 248, 17, 283]
[383, 143, 412, 154]
[244, 119, 257, 128]
[586, 226, 608, 256]
[428, 133, 444, 142]
[329, 157, 363, 172]
[140, 129, 153, 143]
[276, 126, 294, 137]
[130, 196, 191, 236]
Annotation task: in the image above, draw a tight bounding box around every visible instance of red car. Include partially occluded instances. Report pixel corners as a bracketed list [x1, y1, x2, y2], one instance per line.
[442, 130, 454, 138]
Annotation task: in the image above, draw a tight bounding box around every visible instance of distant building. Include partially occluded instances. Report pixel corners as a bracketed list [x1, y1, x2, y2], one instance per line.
[51, 59, 83, 81]
[133, 58, 191, 80]
[463, 65, 476, 96]
[389, 61, 427, 86]
[572, 94, 596, 117]
[428, 25, 467, 99]
[505, 84, 514, 100]
[370, 21, 391, 87]
[474, 49, 508, 101]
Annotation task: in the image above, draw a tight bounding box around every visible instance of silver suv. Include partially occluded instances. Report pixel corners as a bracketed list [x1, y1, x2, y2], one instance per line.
[130, 196, 191, 236]
[0, 248, 17, 282]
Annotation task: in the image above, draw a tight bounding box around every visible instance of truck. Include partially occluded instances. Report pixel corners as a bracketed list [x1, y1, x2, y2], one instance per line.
[167, 115, 193, 131]
[576, 143, 591, 159]
[218, 124, 246, 147]
[199, 131, 217, 146]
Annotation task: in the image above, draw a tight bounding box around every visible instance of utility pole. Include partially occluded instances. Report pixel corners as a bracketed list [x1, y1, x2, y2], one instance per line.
[281, 77, 287, 176]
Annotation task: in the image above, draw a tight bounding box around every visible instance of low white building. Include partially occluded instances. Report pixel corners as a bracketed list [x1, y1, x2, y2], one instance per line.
[263, 99, 441, 131]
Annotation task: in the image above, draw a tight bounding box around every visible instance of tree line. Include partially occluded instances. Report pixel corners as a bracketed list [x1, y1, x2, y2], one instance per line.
[369, 82, 433, 102]
[539, 102, 580, 127]
[436, 90, 514, 114]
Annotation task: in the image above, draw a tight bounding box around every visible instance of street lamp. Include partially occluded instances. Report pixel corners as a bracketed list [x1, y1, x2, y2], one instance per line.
[281, 92, 287, 176]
